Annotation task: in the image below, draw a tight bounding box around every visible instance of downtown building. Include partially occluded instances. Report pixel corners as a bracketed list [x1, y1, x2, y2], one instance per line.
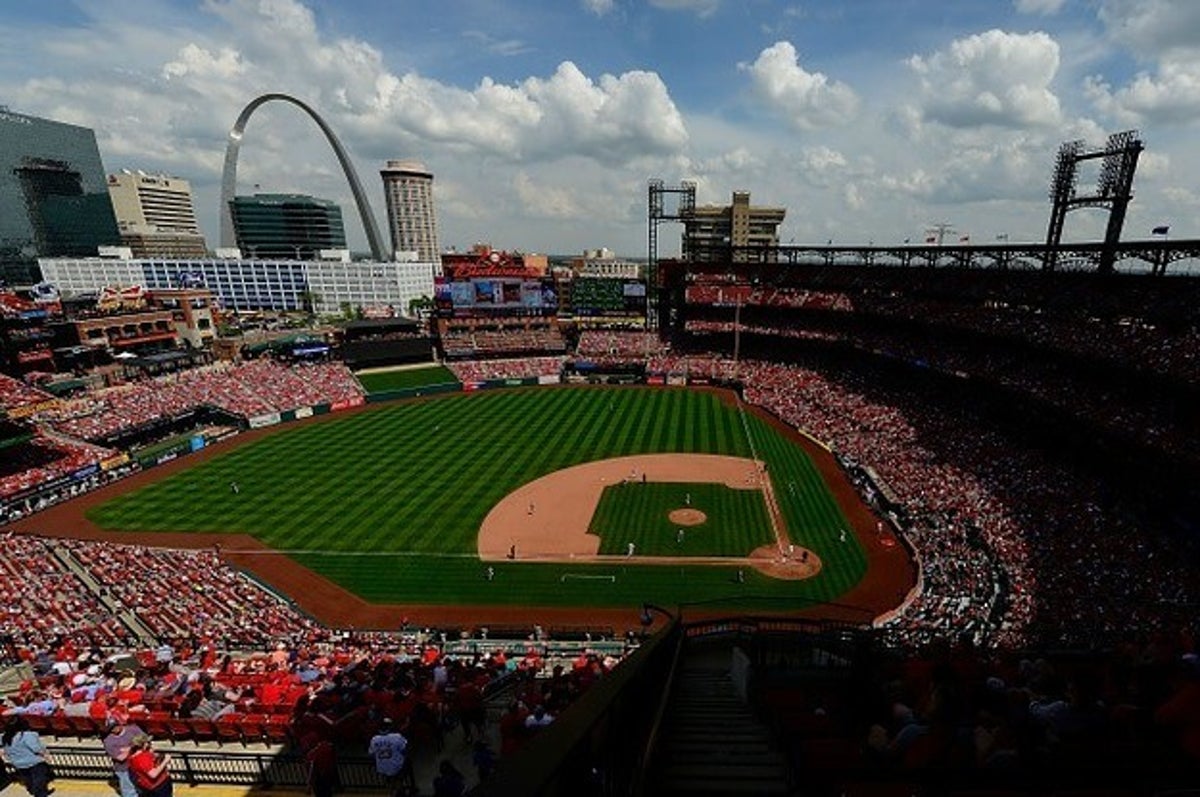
[683, 190, 786, 263]
[229, 193, 346, 261]
[380, 159, 440, 262]
[39, 252, 438, 317]
[107, 171, 208, 258]
[0, 108, 121, 284]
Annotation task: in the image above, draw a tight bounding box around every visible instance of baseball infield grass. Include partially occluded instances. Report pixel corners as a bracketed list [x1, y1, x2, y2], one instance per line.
[86, 387, 868, 614]
[589, 482, 773, 557]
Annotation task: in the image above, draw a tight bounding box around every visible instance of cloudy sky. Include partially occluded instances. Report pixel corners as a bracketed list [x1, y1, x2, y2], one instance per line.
[2, 0, 1198, 257]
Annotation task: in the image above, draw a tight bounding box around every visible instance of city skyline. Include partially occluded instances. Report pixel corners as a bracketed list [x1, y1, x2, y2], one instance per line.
[1, 0, 1197, 257]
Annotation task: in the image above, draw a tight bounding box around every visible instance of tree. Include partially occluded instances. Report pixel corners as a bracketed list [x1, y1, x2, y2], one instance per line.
[408, 295, 434, 319]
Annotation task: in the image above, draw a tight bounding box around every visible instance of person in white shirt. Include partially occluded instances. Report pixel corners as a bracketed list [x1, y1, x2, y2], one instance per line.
[368, 718, 415, 796]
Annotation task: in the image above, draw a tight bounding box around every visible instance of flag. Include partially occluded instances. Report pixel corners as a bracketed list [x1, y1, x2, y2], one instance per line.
[1152, 225, 1170, 235]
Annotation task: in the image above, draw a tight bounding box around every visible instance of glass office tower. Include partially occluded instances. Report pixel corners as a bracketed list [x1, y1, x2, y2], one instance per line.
[229, 193, 347, 260]
[0, 109, 120, 284]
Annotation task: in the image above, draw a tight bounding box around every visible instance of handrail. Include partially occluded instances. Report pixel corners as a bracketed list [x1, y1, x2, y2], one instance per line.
[468, 612, 681, 797]
[630, 615, 685, 796]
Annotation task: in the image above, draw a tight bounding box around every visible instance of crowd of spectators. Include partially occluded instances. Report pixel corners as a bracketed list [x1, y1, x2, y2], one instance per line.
[681, 309, 1196, 466]
[641, 350, 1199, 650]
[681, 318, 839, 343]
[37, 360, 363, 442]
[682, 266, 1200, 387]
[446, 357, 564, 383]
[0, 435, 116, 502]
[855, 294, 1200, 387]
[0, 531, 632, 793]
[575, 330, 671, 364]
[0, 532, 136, 655]
[756, 627, 1200, 783]
[439, 326, 566, 358]
[0, 374, 55, 415]
[685, 280, 853, 311]
[1, 461, 139, 526]
[58, 539, 330, 654]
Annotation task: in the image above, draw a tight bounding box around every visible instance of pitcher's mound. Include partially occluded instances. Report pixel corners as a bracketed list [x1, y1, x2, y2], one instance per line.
[748, 544, 822, 580]
[668, 508, 707, 526]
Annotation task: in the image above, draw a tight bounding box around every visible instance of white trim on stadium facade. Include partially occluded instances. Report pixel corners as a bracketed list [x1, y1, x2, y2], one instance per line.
[38, 256, 438, 315]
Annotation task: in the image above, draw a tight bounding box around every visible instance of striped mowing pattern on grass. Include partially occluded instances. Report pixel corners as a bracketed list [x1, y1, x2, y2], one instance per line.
[588, 482, 773, 557]
[355, 365, 458, 393]
[86, 386, 867, 609]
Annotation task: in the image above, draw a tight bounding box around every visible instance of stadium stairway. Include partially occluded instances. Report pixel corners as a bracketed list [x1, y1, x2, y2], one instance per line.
[648, 649, 791, 795]
[50, 542, 159, 647]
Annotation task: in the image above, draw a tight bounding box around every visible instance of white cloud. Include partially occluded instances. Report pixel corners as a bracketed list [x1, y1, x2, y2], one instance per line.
[582, 0, 615, 16]
[649, 0, 720, 18]
[462, 30, 533, 57]
[513, 172, 579, 218]
[162, 44, 246, 80]
[0, 0, 692, 254]
[742, 41, 859, 130]
[1098, 0, 1200, 59]
[1015, 0, 1068, 15]
[1084, 2, 1200, 124]
[906, 30, 1063, 129]
[1085, 64, 1200, 124]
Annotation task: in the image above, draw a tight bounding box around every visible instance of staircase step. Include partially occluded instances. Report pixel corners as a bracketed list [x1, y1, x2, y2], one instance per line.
[657, 776, 790, 795]
[649, 649, 789, 796]
[661, 750, 784, 766]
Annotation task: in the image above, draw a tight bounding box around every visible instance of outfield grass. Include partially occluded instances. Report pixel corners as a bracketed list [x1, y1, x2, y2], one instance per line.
[589, 482, 773, 557]
[355, 365, 458, 393]
[87, 387, 868, 611]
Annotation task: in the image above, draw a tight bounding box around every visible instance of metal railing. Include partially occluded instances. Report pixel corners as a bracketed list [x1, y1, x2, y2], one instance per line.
[45, 745, 388, 791]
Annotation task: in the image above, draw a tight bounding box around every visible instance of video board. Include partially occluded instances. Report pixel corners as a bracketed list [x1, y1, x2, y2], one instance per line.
[434, 277, 558, 317]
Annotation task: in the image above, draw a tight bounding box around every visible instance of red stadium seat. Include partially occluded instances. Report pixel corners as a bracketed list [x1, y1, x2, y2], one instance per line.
[142, 713, 172, 741]
[238, 714, 268, 746]
[166, 718, 193, 743]
[263, 715, 292, 746]
[189, 717, 218, 743]
[68, 715, 100, 739]
[49, 714, 74, 739]
[24, 714, 51, 734]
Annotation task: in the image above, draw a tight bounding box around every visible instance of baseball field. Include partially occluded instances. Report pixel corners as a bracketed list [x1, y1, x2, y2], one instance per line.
[24, 382, 916, 627]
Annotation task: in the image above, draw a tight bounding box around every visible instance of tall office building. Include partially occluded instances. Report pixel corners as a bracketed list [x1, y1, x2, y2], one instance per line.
[683, 190, 786, 263]
[107, 171, 207, 258]
[381, 159, 439, 262]
[229, 193, 346, 260]
[0, 108, 120, 283]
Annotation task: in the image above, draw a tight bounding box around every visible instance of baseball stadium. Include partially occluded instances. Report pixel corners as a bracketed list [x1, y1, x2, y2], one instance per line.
[4, 156, 1200, 794]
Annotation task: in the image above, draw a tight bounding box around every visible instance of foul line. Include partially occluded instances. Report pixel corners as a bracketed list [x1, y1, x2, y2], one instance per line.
[734, 395, 788, 555]
[221, 549, 480, 558]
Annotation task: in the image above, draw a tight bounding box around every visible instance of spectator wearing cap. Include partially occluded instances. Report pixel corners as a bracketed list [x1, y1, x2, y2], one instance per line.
[103, 710, 145, 797]
[127, 733, 172, 797]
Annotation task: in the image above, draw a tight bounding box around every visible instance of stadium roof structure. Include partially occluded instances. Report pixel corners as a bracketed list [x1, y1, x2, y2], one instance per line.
[343, 317, 420, 333]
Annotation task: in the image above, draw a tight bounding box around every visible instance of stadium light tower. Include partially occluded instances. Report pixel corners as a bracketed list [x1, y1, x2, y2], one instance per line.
[1044, 130, 1143, 273]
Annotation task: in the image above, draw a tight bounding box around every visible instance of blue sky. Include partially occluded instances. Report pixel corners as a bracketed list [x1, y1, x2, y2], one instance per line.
[2, 0, 1198, 256]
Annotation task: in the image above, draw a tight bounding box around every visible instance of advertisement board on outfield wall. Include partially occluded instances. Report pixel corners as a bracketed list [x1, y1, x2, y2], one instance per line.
[100, 453, 130, 471]
[249, 413, 281, 428]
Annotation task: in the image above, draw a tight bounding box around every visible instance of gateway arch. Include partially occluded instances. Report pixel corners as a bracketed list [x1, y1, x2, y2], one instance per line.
[219, 92, 387, 261]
